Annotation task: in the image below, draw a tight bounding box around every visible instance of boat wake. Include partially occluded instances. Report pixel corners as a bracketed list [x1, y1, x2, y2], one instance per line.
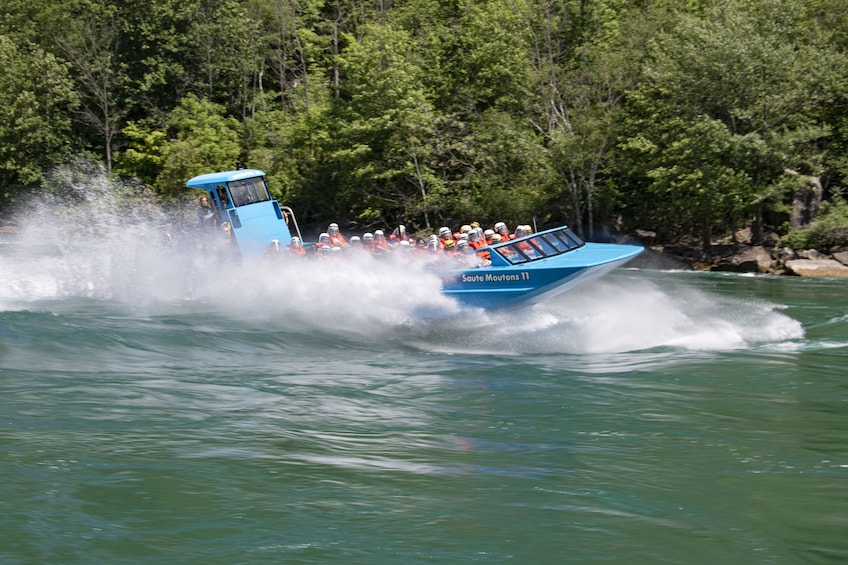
[408, 273, 805, 354]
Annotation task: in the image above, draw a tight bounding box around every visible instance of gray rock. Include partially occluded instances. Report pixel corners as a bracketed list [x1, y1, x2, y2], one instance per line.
[784, 259, 848, 278]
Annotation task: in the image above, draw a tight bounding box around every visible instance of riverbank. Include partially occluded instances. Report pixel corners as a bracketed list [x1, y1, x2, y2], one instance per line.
[629, 230, 848, 278]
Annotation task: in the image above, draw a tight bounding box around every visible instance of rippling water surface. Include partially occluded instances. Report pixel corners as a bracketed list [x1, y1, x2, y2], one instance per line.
[2, 190, 847, 563]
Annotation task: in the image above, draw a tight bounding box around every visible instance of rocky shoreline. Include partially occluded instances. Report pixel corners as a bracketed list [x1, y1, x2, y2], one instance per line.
[629, 230, 848, 278]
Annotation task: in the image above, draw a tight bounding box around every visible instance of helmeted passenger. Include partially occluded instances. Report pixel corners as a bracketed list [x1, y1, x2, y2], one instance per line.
[513, 230, 534, 256]
[467, 228, 484, 250]
[457, 239, 482, 266]
[494, 222, 512, 241]
[286, 236, 307, 257]
[316, 232, 333, 251]
[328, 223, 347, 247]
[390, 225, 409, 244]
[264, 239, 284, 260]
[484, 229, 495, 245]
[362, 232, 375, 252]
[373, 229, 391, 252]
[427, 234, 441, 253]
[438, 226, 454, 250]
[443, 239, 457, 255]
[477, 233, 500, 264]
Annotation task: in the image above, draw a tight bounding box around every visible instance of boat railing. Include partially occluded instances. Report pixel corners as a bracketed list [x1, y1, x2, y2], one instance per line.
[280, 205, 304, 242]
[487, 226, 585, 266]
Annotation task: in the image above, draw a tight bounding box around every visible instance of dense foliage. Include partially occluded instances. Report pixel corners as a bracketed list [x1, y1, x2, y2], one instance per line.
[1, 0, 847, 246]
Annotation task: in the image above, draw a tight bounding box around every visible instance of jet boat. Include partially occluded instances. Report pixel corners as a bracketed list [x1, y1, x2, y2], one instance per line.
[186, 168, 642, 309]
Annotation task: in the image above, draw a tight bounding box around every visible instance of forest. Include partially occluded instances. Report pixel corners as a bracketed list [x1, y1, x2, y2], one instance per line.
[1, 0, 847, 248]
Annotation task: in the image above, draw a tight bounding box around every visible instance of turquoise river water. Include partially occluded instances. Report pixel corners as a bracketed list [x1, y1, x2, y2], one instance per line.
[1, 193, 847, 564]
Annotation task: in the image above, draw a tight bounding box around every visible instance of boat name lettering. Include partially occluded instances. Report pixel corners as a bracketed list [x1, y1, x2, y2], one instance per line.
[461, 272, 530, 283]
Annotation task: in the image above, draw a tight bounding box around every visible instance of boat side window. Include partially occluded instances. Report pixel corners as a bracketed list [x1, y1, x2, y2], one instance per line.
[529, 236, 557, 256]
[562, 228, 585, 248]
[542, 233, 568, 253]
[501, 243, 531, 264]
[550, 230, 577, 250]
[228, 178, 271, 207]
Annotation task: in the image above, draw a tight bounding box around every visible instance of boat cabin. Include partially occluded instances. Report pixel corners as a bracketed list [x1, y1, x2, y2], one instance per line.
[186, 168, 303, 258]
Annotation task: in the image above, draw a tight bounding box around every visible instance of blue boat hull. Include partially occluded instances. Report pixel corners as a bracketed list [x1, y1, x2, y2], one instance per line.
[440, 242, 643, 309]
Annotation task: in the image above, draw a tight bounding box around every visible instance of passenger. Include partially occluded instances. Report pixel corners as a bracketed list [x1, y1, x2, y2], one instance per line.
[484, 229, 495, 245]
[397, 240, 412, 254]
[328, 223, 347, 247]
[513, 226, 534, 256]
[373, 230, 391, 253]
[348, 235, 362, 248]
[494, 222, 512, 241]
[475, 227, 486, 247]
[390, 225, 409, 245]
[197, 195, 216, 229]
[467, 228, 484, 250]
[316, 232, 333, 251]
[286, 236, 307, 257]
[476, 233, 500, 264]
[457, 239, 482, 266]
[427, 234, 441, 253]
[460, 225, 472, 236]
[362, 232, 376, 252]
[316, 245, 335, 259]
[264, 239, 284, 260]
[438, 226, 454, 250]
[443, 239, 457, 255]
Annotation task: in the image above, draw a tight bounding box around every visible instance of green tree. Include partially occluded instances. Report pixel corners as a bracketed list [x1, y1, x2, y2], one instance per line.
[617, 0, 846, 245]
[149, 94, 243, 199]
[0, 35, 79, 205]
[56, 1, 128, 175]
[329, 23, 438, 228]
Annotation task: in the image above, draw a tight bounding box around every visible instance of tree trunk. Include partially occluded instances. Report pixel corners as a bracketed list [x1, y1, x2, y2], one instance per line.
[786, 168, 823, 229]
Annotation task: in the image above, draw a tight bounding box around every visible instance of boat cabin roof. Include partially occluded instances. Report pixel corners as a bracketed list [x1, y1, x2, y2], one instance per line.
[186, 169, 266, 190]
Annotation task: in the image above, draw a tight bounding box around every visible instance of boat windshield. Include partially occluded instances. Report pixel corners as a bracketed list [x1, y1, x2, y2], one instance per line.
[228, 177, 271, 207]
[494, 227, 585, 265]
